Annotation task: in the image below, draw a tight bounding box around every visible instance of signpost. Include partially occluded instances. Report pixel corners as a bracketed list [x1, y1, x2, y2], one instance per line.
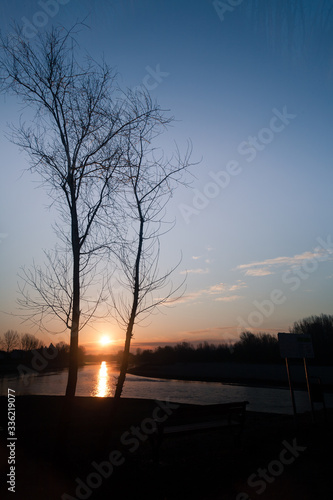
[278, 333, 314, 359]
[278, 333, 315, 422]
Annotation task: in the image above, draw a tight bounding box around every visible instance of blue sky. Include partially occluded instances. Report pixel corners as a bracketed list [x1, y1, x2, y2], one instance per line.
[0, 0, 333, 351]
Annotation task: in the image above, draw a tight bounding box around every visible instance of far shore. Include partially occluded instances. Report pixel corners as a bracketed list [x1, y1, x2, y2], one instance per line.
[128, 361, 333, 391]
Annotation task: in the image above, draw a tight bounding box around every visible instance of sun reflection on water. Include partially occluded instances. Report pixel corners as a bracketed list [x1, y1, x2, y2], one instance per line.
[94, 361, 110, 397]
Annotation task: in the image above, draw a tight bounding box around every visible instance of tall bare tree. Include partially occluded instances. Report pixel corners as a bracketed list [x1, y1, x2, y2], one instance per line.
[0, 25, 170, 398]
[109, 121, 192, 404]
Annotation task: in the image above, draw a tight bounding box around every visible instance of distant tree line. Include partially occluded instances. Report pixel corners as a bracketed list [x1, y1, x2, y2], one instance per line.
[120, 314, 333, 367]
[0, 331, 85, 371]
[127, 333, 281, 367]
[53, 341, 85, 368]
[0, 330, 43, 352]
[232, 332, 280, 363]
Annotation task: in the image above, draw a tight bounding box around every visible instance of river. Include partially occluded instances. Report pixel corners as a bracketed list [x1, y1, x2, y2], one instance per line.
[1, 361, 332, 414]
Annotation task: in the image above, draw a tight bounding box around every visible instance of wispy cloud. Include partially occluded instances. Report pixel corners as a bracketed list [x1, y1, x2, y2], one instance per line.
[170, 281, 247, 305]
[236, 248, 332, 277]
[179, 326, 240, 342]
[208, 283, 228, 293]
[229, 281, 247, 291]
[207, 281, 247, 294]
[170, 291, 203, 304]
[180, 268, 210, 275]
[215, 295, 243, 302]
[244, 268, 273, 277]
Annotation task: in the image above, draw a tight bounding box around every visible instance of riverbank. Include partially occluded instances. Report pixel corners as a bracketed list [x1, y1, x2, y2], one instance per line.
[0, 395, 332, 499]
[128, 361, 333, 390]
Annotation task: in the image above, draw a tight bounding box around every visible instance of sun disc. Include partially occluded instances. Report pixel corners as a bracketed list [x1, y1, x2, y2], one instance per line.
[100, 335, 111, 346]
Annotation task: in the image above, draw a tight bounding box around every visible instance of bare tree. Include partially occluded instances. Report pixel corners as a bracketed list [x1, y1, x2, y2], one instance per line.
[0, 330, 20, 352]
[20, 333, 43, 350]
[109, 122, 192, 405]
[0, 25, 170, 398]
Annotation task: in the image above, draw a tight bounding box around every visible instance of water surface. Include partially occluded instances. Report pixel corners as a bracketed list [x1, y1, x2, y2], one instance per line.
[1, 361, 332, 414]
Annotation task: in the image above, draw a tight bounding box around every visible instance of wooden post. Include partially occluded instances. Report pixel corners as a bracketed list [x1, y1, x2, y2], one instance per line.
[303, 357, 315, 422]
[285, 357, 297, 423]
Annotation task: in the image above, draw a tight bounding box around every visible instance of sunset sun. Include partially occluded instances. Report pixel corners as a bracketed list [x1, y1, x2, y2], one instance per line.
[100, 335, 111, 346]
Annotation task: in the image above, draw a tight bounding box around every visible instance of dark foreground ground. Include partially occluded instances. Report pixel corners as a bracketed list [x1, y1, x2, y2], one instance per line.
[0, 396, 332, 500]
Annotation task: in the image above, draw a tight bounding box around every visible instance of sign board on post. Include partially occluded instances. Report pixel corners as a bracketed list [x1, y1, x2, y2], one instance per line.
[278, 333, 315, 359]
[278, 332, 315, 422]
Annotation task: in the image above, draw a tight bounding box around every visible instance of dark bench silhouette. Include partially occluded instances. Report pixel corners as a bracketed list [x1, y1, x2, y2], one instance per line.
[150, 400, 249, 463]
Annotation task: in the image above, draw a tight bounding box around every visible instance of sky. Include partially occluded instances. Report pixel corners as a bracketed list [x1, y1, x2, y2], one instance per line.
[0, 0, 333, 354]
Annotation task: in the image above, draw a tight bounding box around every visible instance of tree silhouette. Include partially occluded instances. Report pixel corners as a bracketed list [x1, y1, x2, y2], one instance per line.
[0, 24, 170, 398]
[20, 333, 43, 350]
[109, 129, 191, 405]
[0, 330, 20, 352]
[290, 314, 333, 364]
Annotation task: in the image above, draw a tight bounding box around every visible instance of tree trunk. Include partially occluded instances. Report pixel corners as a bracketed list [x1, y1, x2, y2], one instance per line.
[65, 188, 81, 399]
[105, 215, 143, 446]
[100, 316, 135, 451]
[55, 193, 81, 460]
[114, 318, 135, 401]
[66, 322, 79, 398]
[114, 214, 143, 402]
